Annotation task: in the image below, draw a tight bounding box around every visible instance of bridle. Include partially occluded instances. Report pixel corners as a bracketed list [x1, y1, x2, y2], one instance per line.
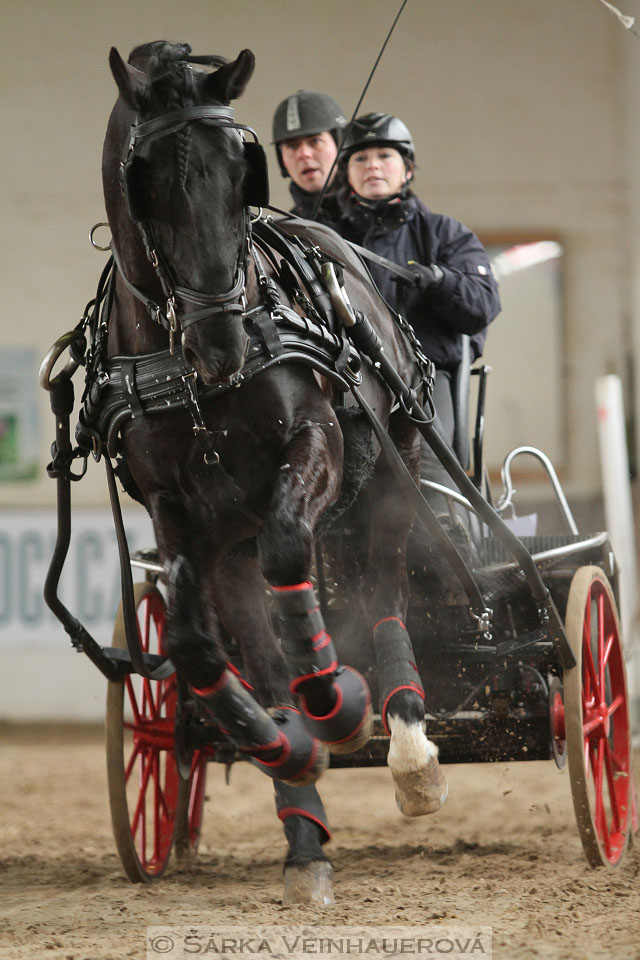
[115, 77, 268, 352]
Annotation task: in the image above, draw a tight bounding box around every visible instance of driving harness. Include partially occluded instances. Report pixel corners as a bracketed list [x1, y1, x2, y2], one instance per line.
[74, 217, 431, 480]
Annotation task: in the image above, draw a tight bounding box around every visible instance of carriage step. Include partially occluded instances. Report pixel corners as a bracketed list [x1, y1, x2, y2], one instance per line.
[101, 645, 171, 672]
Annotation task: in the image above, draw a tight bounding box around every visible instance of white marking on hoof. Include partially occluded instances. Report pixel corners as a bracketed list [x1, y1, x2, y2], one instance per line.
[387, 716, 448, 817]
[283, 861, 335, 905]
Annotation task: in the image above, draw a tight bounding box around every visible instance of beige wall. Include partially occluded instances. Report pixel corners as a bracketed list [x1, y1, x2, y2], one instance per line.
[1, 0, 636, 507]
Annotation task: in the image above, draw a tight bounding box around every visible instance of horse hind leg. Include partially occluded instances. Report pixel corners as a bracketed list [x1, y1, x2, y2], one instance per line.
[362, 423, 448, 816]
[374, 616, 447, 815]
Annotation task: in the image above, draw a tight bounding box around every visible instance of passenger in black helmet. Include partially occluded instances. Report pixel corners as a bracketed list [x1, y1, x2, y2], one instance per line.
[336, 112, 500, 564]
[272, 90, 347, 225]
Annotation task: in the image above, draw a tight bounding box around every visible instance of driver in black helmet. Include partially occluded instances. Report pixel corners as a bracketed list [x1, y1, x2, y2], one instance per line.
[336, 113, 501, 519]
[272, 90, 347, 225]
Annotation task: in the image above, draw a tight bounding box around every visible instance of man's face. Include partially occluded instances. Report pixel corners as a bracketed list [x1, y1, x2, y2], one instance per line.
[280, 131, 338, 193]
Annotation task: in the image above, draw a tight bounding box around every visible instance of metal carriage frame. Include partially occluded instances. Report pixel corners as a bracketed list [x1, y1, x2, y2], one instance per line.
[39, 227, 636, 883]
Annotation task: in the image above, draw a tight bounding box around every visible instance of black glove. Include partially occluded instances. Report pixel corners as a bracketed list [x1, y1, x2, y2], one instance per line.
[406, 261, 443, 291]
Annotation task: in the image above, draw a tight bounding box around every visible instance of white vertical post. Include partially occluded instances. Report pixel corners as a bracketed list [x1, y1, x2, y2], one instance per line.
[595, 375, 639, 731]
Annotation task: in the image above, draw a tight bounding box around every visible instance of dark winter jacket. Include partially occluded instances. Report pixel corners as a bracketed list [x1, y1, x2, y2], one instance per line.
[288, 181, 342, 230]
[335, 193, 500, 370]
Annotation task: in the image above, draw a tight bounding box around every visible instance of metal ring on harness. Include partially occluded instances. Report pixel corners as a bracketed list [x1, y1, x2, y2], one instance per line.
[90, 222, 112, 252]
[39, 330, 86, 391]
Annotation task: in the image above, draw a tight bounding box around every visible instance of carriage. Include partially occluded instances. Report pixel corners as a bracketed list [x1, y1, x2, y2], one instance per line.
[39, 41, 636, 898]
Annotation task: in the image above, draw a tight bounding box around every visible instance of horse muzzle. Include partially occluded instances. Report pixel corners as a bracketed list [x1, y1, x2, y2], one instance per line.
[182, 322, 250, 386]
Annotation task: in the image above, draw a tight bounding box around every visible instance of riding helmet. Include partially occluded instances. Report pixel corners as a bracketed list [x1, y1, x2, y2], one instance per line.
[272, 90, 347, 176]
[340, 112, 415, 162]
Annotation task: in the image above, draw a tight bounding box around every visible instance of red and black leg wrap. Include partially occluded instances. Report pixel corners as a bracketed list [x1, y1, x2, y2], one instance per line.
[296, 665, 371, 748]
[193, 669, 280, 751]
[251, 706, 326, 784]
[273, 582, 371, 748]
[275, 782, 331, 845]
[373, 617, 425, 734]
[272, 582, 338, 691]
[193, 671, 321, 783]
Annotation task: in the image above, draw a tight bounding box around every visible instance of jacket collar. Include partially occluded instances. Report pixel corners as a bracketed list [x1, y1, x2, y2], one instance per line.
[342, 191, 419, 232]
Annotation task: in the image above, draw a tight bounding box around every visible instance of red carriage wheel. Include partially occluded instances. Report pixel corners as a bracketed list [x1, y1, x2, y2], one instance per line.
[106, 581, 179, 882]
[563, 566, 631, 868]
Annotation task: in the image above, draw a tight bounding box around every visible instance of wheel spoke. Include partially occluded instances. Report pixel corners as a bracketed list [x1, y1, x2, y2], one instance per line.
[153, 752, 161, 863]
[125, 676, 142, 725]
[602, 736, 621, 832]
[159, 679, 175, 715]
[124, 738, 142, 783]
[131, 747, 154, 837]
[602, 632, 615, 672]
[582, 711, 604, 737]
[142, 677, 159, 722]
[607, 692, 625, 719]
[583, 636, 600, 704]
[597, 592, 605, 697]
[592, 737, 605, 834]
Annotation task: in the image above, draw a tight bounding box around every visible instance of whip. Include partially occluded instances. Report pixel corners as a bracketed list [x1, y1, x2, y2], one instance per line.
[310, 0, 410, 221]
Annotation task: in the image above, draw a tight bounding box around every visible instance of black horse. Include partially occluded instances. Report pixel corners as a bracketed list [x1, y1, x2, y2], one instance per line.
[101, 41, 447, 902]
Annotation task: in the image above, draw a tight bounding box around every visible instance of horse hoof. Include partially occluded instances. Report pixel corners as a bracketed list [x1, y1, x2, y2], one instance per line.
[393, 757, 448, 816]
[283, 861, 335, 905]
[387, 717, 448, 817]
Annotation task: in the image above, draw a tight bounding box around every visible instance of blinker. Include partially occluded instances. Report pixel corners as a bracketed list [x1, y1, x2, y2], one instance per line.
[243, 141, 269, 208]
[123, 143, 268, 219]
[122, 156, 149, 224]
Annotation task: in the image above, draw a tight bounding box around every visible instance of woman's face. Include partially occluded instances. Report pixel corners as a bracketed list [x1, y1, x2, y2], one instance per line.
[347, 145, 410, 200]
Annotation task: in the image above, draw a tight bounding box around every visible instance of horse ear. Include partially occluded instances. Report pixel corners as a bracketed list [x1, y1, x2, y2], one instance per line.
[109, 47, 149, 110]
[203, 49, 255, 104]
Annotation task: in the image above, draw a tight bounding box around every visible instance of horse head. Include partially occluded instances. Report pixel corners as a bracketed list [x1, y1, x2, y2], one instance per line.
[105, 42, 266, 384]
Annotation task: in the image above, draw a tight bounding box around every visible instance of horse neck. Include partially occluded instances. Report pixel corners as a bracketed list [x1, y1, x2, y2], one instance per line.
[108, 278, 170, 357]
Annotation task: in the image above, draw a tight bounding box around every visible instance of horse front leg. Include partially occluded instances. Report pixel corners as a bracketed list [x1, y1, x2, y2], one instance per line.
[274, 781, 334, 905]
[211, 544, 334, 903]
[167, 554, 323, 784]
[258, 421, 372, 754]
[148, 494, 325, 786]
[206, 546, 329, 786]
[364, 422, 448, 817]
